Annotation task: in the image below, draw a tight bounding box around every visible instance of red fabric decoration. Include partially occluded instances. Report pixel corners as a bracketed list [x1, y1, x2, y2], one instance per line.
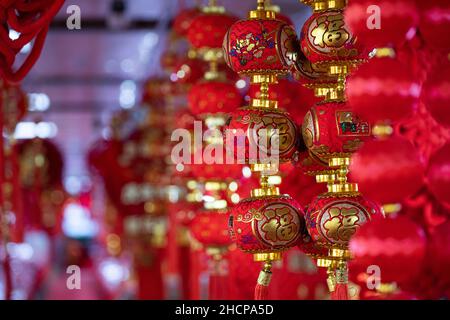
[187, 12, 238, 50]
[427, 143, 450, 207]
[350, 136, 425, 205]
[188, 80, 242, 117]
[173, 7, 202, 37]
[416, 0, 450, 52]
[229, 195, 304, 253]
[345, 0, 419, 50]
[223, 18, 297, 76]
[427, 220, 450, 293]
[301, 9, 367, 66]
[281, 169, 327, 208]
[0, 0, 64, 83]
[349, 215, 427, 287]
[346, 56, 421, 124]
[305, 193, 383, 249]
[302, 101, 372, 163]
[422, 58, 450, 128]
[225, 107, 299, 164]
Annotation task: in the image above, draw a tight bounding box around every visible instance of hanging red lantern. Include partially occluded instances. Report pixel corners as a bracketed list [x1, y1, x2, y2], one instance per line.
[305, 193, 382, 250]
[422, 58, 450, 128]
[187, 10, 238, 52]
[188, 80, 242, 117]
[344, 0, 419, 50]
[225, 107, 299, 164]
[223, 16, 297, 76]
[350, 136, 425, 205]
[229, 194, 304, 254]
[346, 55, 421, 124]
[349, 215, 427, 288]
[173, 7, 202, 37]
[427, 143, 450, 207]
[300, 9, 367, 67]
[416, 0, 450, 52]
[302, 101, 372, 163]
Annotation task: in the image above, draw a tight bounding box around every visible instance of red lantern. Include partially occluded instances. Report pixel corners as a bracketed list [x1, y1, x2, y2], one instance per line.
[305, 193, 383, 249]
[225, 107, 299, 163]
[173, 7, 202, 37]
[427, 143, 450, 206]
[302, 102, 372, 163]
[229, 194, 304, 253]
[188, 12, 238, 50]
[416, 0, 450, 52]
[223, 18, 297, 76]
[344, 0, 419, 50]
[190, 210, 232, 248]
[428, 221, 450, 292]
[350, 136, 425, 205]
[172, 57, 207, 85]
[422, 59, 450, 128]
[188, 80, 242, 117]
[346, 56, 421, 124]
[349, 215, 427, 287]
[301, 9, 367, 67]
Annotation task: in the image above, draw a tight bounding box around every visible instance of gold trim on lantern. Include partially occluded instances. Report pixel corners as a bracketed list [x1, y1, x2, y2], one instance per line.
[253, 251, 282, 262]
[374, 47, 396, 58]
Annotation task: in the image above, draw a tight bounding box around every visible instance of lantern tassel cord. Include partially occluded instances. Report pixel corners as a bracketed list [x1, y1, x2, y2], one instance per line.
[254, 260, 272, 300]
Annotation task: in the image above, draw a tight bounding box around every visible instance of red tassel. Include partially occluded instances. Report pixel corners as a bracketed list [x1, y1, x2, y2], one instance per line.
[332, 261, 349, 300]
[333, 283, 349, 300]
[254, 261, 272, 300]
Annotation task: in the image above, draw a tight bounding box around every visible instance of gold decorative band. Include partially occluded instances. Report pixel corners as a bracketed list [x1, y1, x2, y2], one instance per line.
[254, 251, 282, 262]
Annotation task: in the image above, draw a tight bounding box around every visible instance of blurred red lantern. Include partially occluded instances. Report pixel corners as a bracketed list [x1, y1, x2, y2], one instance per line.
[172, 57, 207, 84]
[346, 56, 421, 124]
[362, 290, 417, 300]
[173, 7, 202, 37]
[142, 77, 175, 105]
[422, 59, 450, 128]
[305, 193, 383, 249]
[345, 0, 419, 50]
[187, 11, 238, 50]
[416, 0, 450, 52]
[350, 136, 425, 205]
[188, 80, 242, 117]
[302, 102, 372, 163]
[189, 157, 243, 182]
[225, 107, 299, 163]
[160, 50, 180, 73]
[223, 17, 297, 76]
[425, 220, 450, 291]
[349, 215, 427, 287]
[190, 210, 232, 248]
[229, 194, 305, 254]
[301, 9, 367, 67]
[427, 143, 450, 206]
